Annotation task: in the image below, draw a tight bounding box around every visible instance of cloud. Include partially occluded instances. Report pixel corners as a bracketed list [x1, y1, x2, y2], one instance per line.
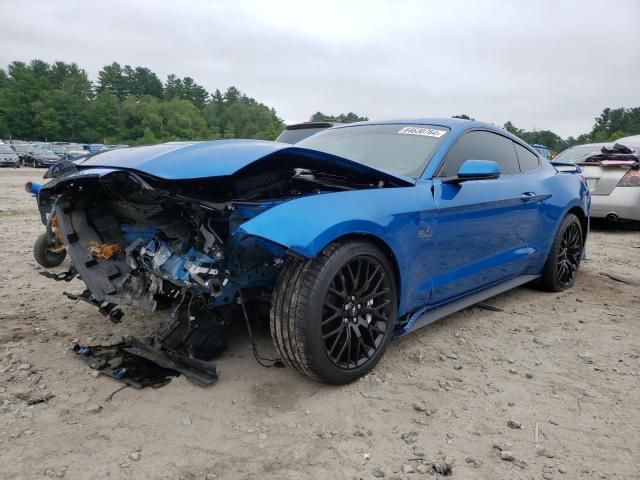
[1, 0, 638, 137]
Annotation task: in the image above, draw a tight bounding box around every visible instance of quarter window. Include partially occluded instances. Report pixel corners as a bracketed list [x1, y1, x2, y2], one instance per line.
[439, 131, 520, 177]
[513, 142, 540, 171]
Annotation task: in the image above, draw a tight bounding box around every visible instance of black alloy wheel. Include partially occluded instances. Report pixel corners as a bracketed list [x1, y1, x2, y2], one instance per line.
[557, 222, 581, 287]
[321, 256, 393, 370]
[270, 240, 397, 384]
[540, 213, 583, 292]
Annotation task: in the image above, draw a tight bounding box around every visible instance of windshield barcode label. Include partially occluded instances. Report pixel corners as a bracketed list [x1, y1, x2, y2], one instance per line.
[398, 127, 447, 137]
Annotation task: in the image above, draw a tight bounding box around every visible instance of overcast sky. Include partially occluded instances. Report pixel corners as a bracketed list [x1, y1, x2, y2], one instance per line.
[1, 0, 639, 137]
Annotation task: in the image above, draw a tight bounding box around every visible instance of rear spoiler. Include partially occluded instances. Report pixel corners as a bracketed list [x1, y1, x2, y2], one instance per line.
[550, 161, 582, 174]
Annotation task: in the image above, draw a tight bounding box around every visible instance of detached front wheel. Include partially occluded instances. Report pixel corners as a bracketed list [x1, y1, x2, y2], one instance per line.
[270, 240, 397, 384]
[33, 232, 67, 268]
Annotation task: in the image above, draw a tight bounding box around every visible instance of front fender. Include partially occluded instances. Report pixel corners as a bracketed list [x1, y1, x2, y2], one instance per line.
[238, 185, 437, 316]
[238, 187, 420, 258]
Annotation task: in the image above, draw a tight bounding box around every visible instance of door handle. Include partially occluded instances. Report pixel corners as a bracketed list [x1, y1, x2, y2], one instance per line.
[520, 192, 537, 202]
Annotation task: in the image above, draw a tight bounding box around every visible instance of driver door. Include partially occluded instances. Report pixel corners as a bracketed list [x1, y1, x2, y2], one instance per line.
[429, 130, 539, 304]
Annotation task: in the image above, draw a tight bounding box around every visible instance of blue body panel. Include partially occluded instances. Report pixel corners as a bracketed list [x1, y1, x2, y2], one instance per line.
[51, 118, 589, 333]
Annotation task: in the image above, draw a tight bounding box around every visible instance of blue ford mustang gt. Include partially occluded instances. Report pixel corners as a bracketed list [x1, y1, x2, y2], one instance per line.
[33, 118, 589, 384]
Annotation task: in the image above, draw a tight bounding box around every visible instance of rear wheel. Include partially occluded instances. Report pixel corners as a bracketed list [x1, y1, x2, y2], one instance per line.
[540, 214, 583, 291]
[270, 240, 397, 384]
[33, 232, 67, 268]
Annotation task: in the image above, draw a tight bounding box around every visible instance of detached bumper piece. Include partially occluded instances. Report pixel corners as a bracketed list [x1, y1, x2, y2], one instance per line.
[72, 336, 218, 388]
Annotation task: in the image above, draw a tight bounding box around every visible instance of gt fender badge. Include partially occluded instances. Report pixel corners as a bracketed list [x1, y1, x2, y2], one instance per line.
[417, 224, 433, 240]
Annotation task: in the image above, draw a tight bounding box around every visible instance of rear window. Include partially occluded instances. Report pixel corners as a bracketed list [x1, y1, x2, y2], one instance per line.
[276, 127, 327, 144]
[554, 145, 602, 163]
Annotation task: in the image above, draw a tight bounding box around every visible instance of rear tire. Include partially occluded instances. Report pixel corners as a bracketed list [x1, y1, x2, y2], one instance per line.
[270, 241, 397, 384]
[540, 214, 583, 291]
[33, 232, 67, 268]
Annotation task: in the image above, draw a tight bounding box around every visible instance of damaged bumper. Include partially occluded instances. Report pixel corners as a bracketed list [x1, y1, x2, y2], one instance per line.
[42, 168, 286, 317]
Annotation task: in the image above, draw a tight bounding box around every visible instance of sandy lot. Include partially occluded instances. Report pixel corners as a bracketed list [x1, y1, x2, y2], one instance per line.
[1, 167, 639, 480]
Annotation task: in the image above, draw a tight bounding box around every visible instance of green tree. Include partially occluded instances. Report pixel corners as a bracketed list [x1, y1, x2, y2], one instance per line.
[164, 74, 183, 99]
[97, 62, 128, 100]
[129, 67, 164, 98]
[87, 92, 123, 143]
[310, 111, 368, 123]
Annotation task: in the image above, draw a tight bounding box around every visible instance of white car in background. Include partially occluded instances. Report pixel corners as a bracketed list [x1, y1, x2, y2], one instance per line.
[561, 135, 640, 222]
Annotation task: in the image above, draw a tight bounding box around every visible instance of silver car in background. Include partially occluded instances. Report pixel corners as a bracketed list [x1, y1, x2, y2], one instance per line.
[565, 136, 640, 222]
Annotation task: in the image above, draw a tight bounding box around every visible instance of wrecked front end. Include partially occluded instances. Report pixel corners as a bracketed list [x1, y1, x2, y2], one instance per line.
[38, 168, 288, 360]
[34, 146, 410, 384]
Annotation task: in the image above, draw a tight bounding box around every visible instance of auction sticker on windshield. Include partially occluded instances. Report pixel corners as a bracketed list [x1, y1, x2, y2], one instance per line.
[398, 126, 447, 137]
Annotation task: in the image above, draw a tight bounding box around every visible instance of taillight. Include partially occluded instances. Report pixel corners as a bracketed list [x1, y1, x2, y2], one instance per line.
[617, 169, 640, 187]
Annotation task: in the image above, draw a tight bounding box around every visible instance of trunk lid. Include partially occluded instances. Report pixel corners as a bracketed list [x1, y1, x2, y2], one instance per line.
[580, 165, 628, 195]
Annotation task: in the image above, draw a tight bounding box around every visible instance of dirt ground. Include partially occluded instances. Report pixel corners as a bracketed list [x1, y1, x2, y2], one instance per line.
[1, 167, 639, 480]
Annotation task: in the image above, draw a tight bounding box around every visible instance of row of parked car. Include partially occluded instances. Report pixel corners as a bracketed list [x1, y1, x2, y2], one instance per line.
[0, 140, 129, 168]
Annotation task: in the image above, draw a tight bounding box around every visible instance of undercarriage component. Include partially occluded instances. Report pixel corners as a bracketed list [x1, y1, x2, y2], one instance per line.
[71, 296, 225, 386]
[160, 295, 230, 359]
[72, 336, 218, 388]
[72, 342, 179, 389]
[124, 336, 218, 386]
[39, 266, 77, 282]
[64, 290, 124, 324]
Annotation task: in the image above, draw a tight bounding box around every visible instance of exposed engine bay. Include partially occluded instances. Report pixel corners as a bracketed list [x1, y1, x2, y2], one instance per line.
[35, 152, 405, 383]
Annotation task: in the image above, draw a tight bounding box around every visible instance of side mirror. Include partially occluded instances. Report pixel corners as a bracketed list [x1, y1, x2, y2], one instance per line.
[443, 159, 501, 184]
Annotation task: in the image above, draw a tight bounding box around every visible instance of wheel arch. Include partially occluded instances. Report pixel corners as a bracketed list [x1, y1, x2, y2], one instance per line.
[567, 205, 589, 241]
[326, 232, 402, 308]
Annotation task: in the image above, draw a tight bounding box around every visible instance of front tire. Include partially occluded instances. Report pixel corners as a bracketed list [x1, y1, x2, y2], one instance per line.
[540, 214, 583, 291]
[270, 241, 397, 384]
[33, 232, 67, 268]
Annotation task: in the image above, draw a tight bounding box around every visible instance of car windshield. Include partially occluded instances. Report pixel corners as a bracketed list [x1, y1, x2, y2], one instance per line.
[297, 124, 448, 178]
[0, 146, 14, 153]
[554, 145, 604, 163]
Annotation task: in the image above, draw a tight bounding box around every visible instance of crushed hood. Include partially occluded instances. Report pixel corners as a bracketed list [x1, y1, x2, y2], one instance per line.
[77, 139, 414, 185]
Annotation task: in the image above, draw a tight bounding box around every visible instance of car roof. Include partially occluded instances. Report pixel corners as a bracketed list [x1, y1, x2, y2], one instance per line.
[330, 117, 529, 146]
[616, 134, 640, 144]
[333, 117, 490, 128]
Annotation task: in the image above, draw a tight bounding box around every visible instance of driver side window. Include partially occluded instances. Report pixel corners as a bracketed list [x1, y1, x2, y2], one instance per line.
[439, 131, 520, 177]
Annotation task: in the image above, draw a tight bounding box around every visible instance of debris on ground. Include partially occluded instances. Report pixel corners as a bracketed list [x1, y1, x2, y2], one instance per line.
[26, 393, 55, 405]
[432, 457, 454, 476]
[401, 431, 419, 445]
[86, 404, 102, 414]
[507, 420, 522, 429]
[599, 272, 640, 286]
[71, 336, 218, 388]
